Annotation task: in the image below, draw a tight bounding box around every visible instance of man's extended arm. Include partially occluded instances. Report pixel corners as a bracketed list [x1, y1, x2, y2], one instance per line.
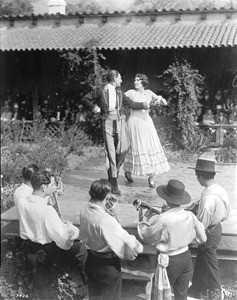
[122, 93, 149, 110]
[102, 216, 143, 260]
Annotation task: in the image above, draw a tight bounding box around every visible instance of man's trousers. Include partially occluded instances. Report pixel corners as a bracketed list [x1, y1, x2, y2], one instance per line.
[191, 223, 222, 294]
[25, 239, 87, 279]
[102, 117, 125, 178]
[166, 250, 193, 300]
[85, 250, 122, 300]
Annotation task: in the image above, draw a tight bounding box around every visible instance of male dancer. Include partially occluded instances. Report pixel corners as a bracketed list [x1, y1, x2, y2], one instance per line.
[81, 70, 149, 195]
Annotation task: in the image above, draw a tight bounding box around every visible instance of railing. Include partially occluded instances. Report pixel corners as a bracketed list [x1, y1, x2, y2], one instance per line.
[199, 124, 237, 146]
[1, 120, 87, 142]
[1, 120, 61, 141]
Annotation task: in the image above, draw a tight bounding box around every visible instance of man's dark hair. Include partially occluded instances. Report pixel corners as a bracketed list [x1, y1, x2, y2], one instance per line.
[106, 70, 120, 83]
[89, 179, 112, 201]
[135, 74, 149, 88]
[22, 164, 39, 181]
[195, 170, 215, 180]
[30, 170, 53, 190]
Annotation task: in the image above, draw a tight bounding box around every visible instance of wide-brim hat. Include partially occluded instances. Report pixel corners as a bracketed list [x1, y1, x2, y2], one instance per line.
[156, 179, 191, 205]
[188, 158, 218, 173]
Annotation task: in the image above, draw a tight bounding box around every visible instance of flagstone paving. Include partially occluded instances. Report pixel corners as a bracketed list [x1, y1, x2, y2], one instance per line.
[62, 157, 237, 221]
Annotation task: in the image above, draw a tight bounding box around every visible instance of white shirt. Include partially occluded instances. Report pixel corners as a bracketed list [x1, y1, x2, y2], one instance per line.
[14, 183, 33, 206]
[107, 84, 117, 111]
[197, 183, 230, 229]
[138, 207, 206, 256]
[79, 202, 143, 260]
[17, 194, 79, 250]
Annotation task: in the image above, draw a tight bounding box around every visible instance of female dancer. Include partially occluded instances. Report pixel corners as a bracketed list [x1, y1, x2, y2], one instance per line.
[123, 74, 170, 188]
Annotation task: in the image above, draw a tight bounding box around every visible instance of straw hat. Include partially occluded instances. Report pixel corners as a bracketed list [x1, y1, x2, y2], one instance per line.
[188, 158, 217, 173]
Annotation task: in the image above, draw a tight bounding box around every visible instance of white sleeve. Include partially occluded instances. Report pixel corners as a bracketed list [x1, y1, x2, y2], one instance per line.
[45, 207, 79, 250]
[101, 216, 143, 260]
[137, 215, 170, 252]
[149, 91, 167, 105]
[190, 213, 207, 244]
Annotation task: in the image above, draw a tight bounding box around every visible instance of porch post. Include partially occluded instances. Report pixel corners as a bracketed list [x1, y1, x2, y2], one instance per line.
[216, 125, 224, 146]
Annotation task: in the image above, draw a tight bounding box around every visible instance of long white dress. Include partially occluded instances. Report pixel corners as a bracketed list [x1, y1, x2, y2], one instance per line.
[124, 89, 170, 176]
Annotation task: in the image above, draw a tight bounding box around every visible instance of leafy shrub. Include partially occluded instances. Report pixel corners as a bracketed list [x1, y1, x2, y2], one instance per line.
[60, 39, 107, 89]
[1, 145, 29, 184]
[153, 116, 173, 147]
[60, 122, 93, 155]
[84, 117, 103, 145]
[1, 183, 17, 214]
[1, 121, 23, 146]
[1, 120, 92, 178]
[215, 146, 237, 163]
[215, 130, 237, 163]
[173, 128, 213, 154]
[26, 139, 69, 175]
[153, 115, 211, 156]
[161, 59, 205, 151]
[0, 248, 87, 300]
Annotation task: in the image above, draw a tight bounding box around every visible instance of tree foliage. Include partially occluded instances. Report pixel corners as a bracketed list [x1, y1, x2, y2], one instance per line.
[66, 0, 236, 14]
[67, 0, 101, 14]
[59, 40, 108, 144]
[161, 59, 205, 150]
[0, 0, 34, 15]
[60, 39, 107, 90]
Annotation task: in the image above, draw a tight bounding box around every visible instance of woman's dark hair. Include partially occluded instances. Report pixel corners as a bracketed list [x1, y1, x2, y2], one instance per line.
[195, 170, 215, 180]
[22, 164, 39, 181]
[135, 74, 149, 88]
[89, 179, 112, 201]
[30, 170, 53, 190]
[106, 70, 120, 83]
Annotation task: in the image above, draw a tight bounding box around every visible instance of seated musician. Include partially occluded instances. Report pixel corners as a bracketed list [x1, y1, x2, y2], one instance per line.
[79, 179, 143, 300]
[16, 170, 87, 279]
[137, 179, 206, 300]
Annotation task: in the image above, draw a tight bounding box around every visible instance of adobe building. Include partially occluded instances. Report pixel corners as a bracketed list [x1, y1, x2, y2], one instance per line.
[1, 3, 237, 118]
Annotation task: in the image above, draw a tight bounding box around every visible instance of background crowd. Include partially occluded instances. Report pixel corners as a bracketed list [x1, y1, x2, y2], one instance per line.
[1, 87, 237, 126]
[150, 87, 237, 126]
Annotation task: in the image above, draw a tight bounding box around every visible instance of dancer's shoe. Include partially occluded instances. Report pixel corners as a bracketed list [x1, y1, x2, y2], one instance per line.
[148, 176, 155, 188]
[125, 171, 134, 183]
[111, 187, 122, 196]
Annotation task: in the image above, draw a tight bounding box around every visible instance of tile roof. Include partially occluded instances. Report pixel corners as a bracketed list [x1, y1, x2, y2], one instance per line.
[1, 12, 237, 51]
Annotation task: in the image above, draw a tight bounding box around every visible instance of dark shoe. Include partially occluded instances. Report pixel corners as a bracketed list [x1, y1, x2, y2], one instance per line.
[125, 171, 134, 183]
[111, 188, 122, 196]
[110, 177, 122, 196]
[148, 176, 155, 188]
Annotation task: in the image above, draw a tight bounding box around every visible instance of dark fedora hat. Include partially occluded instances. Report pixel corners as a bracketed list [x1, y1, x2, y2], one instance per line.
[188, 158, 218, 173]
[156, 179, 191, 205]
